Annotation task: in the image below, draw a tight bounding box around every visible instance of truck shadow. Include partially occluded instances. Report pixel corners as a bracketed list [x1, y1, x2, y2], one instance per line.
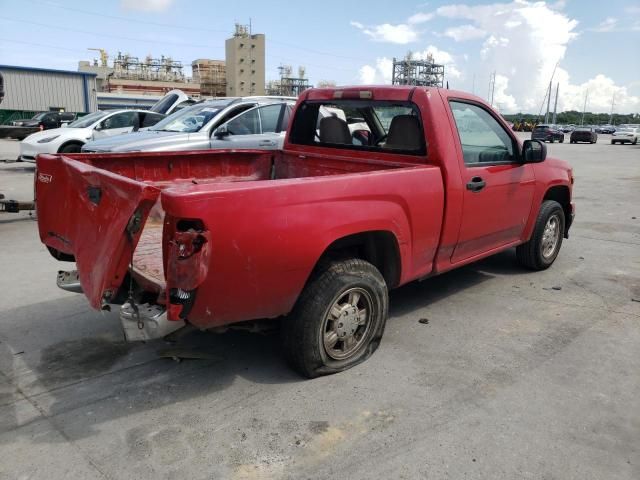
[390, 249, 528, 317]
[0, 249, 527, 443]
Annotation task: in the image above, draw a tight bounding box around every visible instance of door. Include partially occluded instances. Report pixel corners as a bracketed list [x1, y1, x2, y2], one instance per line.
[449, 100, 535, 263]
[210, 104, 285, 150]
[93, 111, 140, 140]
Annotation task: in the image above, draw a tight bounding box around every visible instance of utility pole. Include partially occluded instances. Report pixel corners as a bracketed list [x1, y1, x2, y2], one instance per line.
[581, 89, 589, 126]
[472, 73, 475, 95]
[490, 70, 496, 107]
[544, 79, 552, 124]
[552, 82, 559, 125]
[609, 93, 615, 125]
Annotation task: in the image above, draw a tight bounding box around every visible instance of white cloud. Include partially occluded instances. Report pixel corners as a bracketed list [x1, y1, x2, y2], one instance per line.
[351, 21, 419, 44]
[353, 1, 638, 112]
[351, 10, 435, 44]
[120, 0, 174, 12]
[358, 57, 393, 84]
[408, 12, 434, 24]
[592, 17, 618, 32]
[444, 24, 487, 41]
[434, 1, 582, 112]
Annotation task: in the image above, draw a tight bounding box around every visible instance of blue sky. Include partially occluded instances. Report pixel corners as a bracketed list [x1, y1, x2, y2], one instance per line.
[1, 0, 638, 113]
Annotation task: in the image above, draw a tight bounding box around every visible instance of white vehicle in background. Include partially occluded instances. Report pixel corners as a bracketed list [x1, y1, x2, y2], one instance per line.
[611, 127, 639, 145]
[148, 89, 195, 115]
[19, 109, 165, 161]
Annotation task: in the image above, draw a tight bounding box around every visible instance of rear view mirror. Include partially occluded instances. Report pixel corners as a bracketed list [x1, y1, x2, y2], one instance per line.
[214, 125, 230, 138]
[522, 139, 546, 163]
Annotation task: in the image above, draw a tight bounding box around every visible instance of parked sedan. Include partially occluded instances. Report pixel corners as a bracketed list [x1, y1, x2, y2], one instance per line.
[82, 97, 296, 153]
[570, 127, 598, 144]
[611, 127, 638, 144]
[19, 110, 165, 161]
[531, 124, 564, 143]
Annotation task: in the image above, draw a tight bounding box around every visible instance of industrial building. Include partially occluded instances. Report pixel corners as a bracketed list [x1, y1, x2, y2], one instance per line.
[392, 53, 445, 88]
[225, 24, 265, 96]
[192, 59, 226, 97]
[78, 50, 200, 97]
[0, 65, 97, 117]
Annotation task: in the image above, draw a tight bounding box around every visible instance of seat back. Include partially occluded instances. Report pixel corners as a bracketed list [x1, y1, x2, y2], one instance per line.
[319, 116, 352, 144]
[385, 115, 422, 150]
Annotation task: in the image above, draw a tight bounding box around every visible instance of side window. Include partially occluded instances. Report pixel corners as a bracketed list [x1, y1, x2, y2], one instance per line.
[141, 112, 165, 128]
[450, 101, 515, 165]
[102, 111, 138, 130]
[226, 108, 260, 135]
[280, 105, 292, 132]
[214, 104, 256, 127]
[259, 104, 283, 133]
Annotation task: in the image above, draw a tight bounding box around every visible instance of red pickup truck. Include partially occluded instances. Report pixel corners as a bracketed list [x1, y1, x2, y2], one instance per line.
[35, 86, 574, 378]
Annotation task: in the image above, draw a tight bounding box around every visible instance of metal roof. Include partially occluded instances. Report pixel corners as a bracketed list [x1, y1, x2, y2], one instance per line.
[0, 64, 98, 77]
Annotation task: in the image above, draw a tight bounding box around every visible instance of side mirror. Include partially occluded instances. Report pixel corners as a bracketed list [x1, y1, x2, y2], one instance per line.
[214, 124, 230, 138]
[522, 139, 546, 163]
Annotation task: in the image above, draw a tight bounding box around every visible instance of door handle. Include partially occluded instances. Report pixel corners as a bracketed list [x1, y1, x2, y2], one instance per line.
[259, 140, 276, 146]
[466, 176, 486, 192]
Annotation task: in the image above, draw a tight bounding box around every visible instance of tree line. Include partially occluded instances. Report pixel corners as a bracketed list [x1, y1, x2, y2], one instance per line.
[502, 111, 640, 125]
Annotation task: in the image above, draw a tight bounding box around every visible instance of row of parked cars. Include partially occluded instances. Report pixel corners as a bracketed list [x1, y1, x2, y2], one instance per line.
[18, 91, 297, 161]
[531, 124, 639, 145]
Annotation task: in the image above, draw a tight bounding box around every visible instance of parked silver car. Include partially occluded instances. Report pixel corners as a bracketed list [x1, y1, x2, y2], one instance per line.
[82, 97, 295, 153]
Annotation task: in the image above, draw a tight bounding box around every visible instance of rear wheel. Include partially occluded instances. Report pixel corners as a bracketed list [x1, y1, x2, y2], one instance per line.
[516, 200, 565, 271]
[633, 138, 638, 145]
[281, 258, 388, 378]
[559, 137, 564, 143]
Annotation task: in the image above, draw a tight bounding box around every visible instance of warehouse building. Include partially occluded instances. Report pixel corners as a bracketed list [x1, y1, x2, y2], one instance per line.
[0, 65, 97, 115]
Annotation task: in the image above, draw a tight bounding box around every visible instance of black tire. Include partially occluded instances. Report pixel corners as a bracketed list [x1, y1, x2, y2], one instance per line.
[633, 139, 638, 145]
[281, 258, 388, 378]
[516, 200, 565, 271]
[59, 143, 82, 154]
[559, 137, 564, 143]
[611, 140, 615, 145]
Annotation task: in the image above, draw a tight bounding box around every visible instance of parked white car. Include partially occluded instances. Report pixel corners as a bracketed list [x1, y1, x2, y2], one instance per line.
[611, 127, 639, 145]
[19, 109, 165, 161]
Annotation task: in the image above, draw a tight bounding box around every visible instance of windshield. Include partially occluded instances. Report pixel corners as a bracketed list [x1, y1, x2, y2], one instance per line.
[67, 111, 107, 128]
[149, 102, 229, 133]
[617, 128, 632, 133]
[534, 125, 549, 130]
[33, 113, 48, 120]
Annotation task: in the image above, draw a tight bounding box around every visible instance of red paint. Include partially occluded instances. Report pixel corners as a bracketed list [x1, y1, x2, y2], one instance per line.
[35, 86, 573, 329]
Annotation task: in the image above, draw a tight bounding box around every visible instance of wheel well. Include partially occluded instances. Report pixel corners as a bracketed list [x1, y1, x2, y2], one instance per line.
[317, 231, 401, 288]
[543, 186, 571, 236]
[57, 140, 84, 153]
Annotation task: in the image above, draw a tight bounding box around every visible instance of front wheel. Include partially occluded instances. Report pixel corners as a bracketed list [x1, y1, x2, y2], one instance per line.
[559, 137, 564, 143]
[59, 143, 82, 154]
[281, 259, 388, 378]
[516, 200, 565, 271]
[633, 138, 638, 145]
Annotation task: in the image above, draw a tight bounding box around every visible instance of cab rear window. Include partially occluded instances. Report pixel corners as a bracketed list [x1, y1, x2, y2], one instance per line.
[289, 100, 426, 155]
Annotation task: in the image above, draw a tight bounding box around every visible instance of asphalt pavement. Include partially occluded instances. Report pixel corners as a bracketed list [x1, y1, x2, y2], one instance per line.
[0, 135, 638, 479]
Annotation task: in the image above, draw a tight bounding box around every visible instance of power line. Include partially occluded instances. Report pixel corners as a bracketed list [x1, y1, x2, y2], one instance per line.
[0, 16, 218, 49]
[0, 19, 354, 74]
[28, 0, 366, 62]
